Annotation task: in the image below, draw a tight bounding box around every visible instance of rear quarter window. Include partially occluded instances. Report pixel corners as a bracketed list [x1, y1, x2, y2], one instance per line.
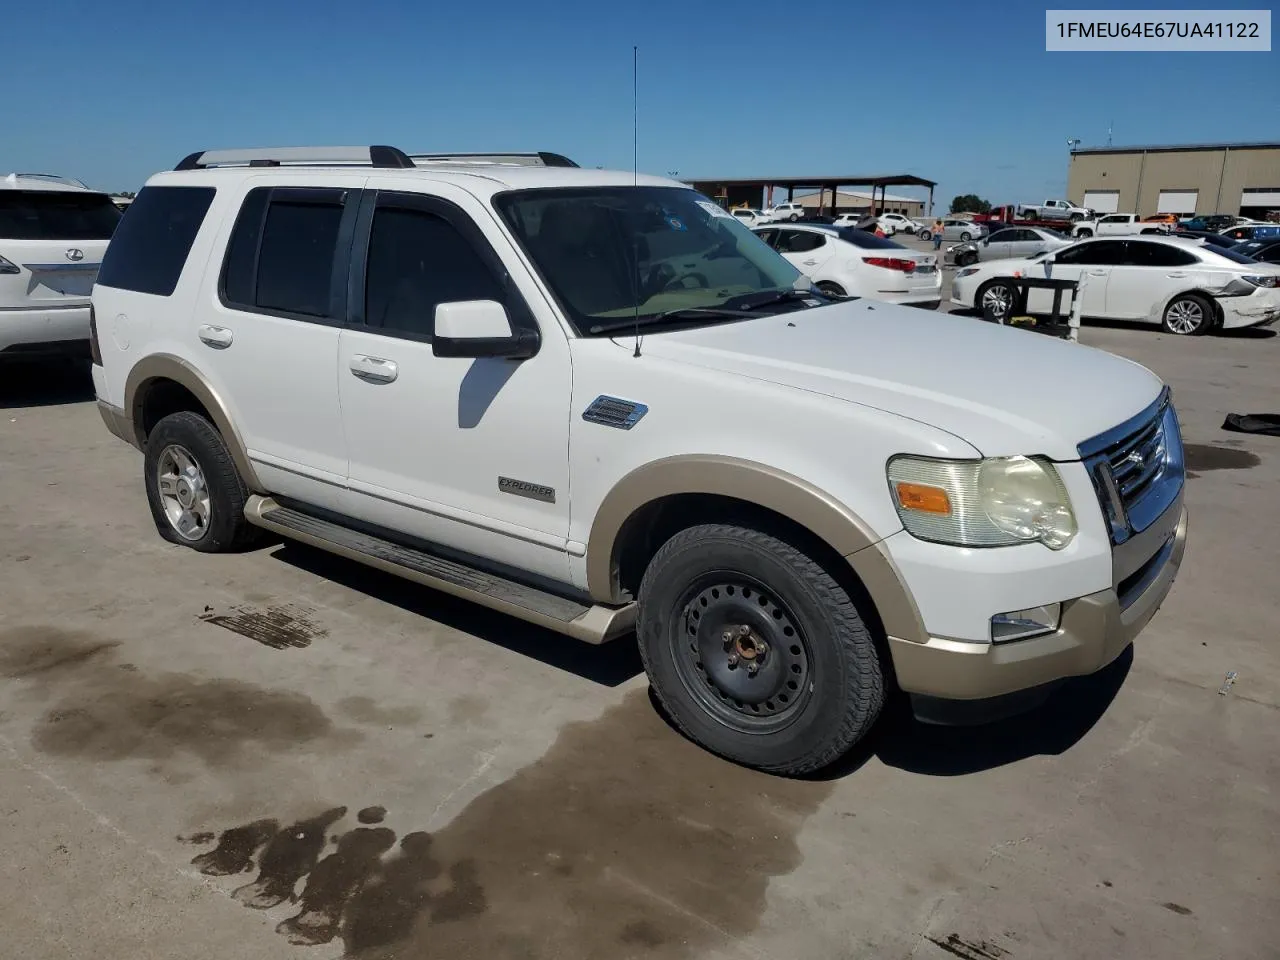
[96, 185, 216, 296]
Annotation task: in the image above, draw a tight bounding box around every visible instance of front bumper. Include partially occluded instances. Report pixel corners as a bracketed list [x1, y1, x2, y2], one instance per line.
[888, 503, 1186, 702]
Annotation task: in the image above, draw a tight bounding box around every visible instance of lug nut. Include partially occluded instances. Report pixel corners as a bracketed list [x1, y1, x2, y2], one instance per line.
[747, 662, 759, 676]
[737, 624, 751, 638]
[722, 630, 734, 647]
[727, 653, 740, 667]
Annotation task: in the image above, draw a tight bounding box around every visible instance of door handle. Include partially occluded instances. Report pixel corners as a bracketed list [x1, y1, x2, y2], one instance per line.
[197, 325, 233, 349]
[1166, 272, 1187, 279]
[802, 259, 818, 266]
[349, 355, 398, 384]
[1087, 270, 1107, 276]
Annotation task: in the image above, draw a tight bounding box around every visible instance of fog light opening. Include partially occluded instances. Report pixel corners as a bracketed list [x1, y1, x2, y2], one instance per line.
[991, 603, 1061, 643]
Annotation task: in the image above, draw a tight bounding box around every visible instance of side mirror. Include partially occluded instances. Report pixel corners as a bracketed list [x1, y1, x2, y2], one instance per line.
[432, 300, 539, 360]
[982, 239, 989, 246]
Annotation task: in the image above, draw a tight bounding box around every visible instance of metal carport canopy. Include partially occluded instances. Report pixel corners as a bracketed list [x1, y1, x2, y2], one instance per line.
[683, 173, 937, 214]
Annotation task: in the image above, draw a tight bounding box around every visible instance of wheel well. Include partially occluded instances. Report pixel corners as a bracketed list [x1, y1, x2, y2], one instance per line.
[136, 378, 213, 441]
[612, 493, 887, 641]
[1164, 289, 1223, 326]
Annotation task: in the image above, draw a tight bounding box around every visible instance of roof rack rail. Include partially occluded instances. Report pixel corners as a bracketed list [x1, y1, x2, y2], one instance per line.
[4, 172, 91, 189]
[408, 152, 579, 169]
[174, 146, 416, 171]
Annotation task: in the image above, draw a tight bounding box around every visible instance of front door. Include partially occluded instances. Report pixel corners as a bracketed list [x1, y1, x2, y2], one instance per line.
[1033, 239, 1122, 317]
[335, 185, 573, 583]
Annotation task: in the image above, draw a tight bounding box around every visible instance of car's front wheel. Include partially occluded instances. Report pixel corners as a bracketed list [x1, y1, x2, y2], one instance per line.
[637, 523, 884, 775]
[977, 279, 1016, 320]
[1161, 293, 1214, 335]
[956, 251, 978, 267]
[917, 229, 932, 241]
[960, 231, 972, 241]
[144, 411, 261, 552]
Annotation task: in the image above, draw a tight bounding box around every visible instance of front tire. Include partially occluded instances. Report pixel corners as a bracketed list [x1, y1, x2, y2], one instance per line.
[977, 279, 1016, 320]
[637, 523, 884, 775]
[957, 251, 978, 267]
[144, 411, 260, 553]
[960, 231, 972, 241]
[1161, 293, 1213, 335]
[917, 229, 932, 241]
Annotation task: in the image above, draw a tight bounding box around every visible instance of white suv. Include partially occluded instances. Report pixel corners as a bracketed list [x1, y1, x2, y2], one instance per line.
[1, 173, 121, 360]
[93, 145, 1188, 774]
[766, 201, 805, 222]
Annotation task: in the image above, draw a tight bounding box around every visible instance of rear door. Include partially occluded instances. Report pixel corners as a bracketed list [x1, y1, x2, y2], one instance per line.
[196, 179, 360, 511]
[1104, 241, 1203, 322]
[774, 229, 835, 275]
[0, 189, 119, 320]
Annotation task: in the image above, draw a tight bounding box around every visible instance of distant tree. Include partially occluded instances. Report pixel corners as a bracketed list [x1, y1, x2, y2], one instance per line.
[950, 194, 991, 214]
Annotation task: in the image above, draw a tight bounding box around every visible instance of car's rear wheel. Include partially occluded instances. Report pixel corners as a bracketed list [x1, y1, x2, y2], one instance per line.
[977, 279, 1016, 320]
[816, 281, 847, 299]
[1161, 293, 1214, 336]
[144, 411, 261, 552]
[1075, 228, 1093, 238]
[637, 523, 884, 775]
[788, 213, 800, 222]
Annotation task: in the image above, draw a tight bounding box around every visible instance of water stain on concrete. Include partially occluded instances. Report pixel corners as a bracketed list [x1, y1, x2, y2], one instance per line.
[198, 603, 326, 650]
[2, 626, 359, 767]
[189, 820, 280, 875]
[190, 690, 832, 958]
[1182, 444, 1260, 473]
[0, 626, 118, 679]
[234, 808, 349, 908]
[1162, 902, 1193, 916]
[337, 696, 422, 727]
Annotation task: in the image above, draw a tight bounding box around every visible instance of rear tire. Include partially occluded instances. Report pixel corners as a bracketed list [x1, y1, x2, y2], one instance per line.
[637, 523, 884, 775]
[1161, 293, 1213, 336]
[1075, 228, 1093, 238]
[143, 411, 261, 553]
[816, 281, 847, 299]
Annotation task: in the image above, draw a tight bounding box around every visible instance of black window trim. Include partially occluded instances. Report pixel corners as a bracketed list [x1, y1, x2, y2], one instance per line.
[346, 189, 540, 347]
[217, 185, 355, 327]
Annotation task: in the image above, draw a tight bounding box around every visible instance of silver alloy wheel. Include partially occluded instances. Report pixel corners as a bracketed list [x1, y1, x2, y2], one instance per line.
[1165, 298, 1205, 334]
[156, 444, 211, 541]
[981, 283, 1013, 318]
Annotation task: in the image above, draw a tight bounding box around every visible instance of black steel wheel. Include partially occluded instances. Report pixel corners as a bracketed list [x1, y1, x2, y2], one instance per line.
[637, 523, 884, 775]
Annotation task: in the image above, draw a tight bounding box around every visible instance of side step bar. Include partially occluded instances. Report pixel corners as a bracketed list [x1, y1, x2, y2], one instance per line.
[245, 496, 636, 644]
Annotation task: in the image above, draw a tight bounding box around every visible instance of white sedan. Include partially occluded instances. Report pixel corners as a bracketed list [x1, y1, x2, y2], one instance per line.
[752, 223, 942, 307]
[951, 235, 1280, 335]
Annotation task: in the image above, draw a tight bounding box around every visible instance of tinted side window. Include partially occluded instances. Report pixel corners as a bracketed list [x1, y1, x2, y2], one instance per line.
[1056, 240, 1126, 266]
[221, 188, 344, 319]
[987, 229, 1014, 243]
[364, 205, 503, 339]
[1124, 242, 1198, 267]
[776, 230, 825, 254]
[97, 186, 215, 296]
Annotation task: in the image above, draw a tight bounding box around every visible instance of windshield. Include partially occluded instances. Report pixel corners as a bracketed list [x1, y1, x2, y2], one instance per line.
[494, 186, 805, 335]
[0, 190, 121, 240]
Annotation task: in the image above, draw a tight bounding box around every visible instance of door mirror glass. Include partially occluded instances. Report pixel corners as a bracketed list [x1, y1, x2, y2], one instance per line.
[432, 300, 538, 359]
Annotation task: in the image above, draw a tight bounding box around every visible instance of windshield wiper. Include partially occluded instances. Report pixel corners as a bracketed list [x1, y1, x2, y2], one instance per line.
[721, 288, 838, 311]
[587, 307, 752, 335]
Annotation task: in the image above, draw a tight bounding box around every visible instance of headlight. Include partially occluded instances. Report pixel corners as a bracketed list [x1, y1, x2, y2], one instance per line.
[887, 455, 1077, 550]
[955, 267, 979, 280]
[1241, 274, 1279, 288]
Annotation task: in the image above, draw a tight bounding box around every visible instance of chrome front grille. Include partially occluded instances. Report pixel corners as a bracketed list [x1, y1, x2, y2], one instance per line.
[1079, 387, 1185, 545]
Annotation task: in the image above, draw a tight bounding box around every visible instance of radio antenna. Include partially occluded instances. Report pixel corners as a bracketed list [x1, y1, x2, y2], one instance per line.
[631, 44, 642, 357]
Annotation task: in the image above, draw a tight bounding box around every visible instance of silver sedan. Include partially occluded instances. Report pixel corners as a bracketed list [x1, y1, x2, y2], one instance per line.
[949, 226, 1074, 266]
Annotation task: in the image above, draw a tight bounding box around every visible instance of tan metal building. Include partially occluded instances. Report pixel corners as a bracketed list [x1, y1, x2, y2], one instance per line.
[1067, 141, 1280, 219]
[797, 190, 925, 218]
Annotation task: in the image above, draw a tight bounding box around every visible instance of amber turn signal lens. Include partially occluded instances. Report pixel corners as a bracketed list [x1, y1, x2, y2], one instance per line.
[895, 482, 952, 515]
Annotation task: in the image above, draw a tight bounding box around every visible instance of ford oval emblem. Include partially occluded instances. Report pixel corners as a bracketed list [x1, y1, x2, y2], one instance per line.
[66, 248, 85, 262]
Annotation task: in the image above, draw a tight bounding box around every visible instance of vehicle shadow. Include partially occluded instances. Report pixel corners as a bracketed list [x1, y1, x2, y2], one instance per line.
[0, 359, 96, 409]
[864, 645, 1132, 778]
[267, 542, 644, 688]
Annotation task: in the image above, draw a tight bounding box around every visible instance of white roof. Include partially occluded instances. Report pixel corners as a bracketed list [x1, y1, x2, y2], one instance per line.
[149, 163, 682, 198]
[1, 173, 95, 193]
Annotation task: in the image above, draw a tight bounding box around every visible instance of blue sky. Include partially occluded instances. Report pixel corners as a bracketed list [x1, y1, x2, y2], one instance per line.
[4, 0, 1275, 207]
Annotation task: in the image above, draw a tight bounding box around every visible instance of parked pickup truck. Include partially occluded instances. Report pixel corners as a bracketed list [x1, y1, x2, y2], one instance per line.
[1017, 199, 1092, 222]
[1072, 213, 1145, 238]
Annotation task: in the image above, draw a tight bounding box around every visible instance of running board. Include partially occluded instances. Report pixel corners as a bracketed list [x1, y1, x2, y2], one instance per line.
[244, 496, 636, 644]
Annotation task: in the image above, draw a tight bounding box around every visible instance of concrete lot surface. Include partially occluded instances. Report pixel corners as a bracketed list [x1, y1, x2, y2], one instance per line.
[2, 315, 1278, 959]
